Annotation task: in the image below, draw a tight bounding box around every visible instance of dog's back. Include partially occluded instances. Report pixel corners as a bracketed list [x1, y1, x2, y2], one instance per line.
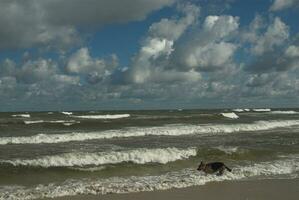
[197, 161, 232, 175]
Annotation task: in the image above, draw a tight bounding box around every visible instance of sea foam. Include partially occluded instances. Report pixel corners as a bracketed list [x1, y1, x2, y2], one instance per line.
[253, 108, 271, 112]
[270, 111, 298, 114]
[61, 112, 73, 115]
[1, 157, 299, 200]
[11, 114, 30, 118]
[24, 120, 79, 125]
[72, 114, 130, 119]
[221, 112, 239, 119]
[0, 147, 197, 167]
[1, 120, 299, 145]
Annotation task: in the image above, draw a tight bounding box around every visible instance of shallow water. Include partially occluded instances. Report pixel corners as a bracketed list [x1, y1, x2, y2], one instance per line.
[0, 108, 299, 199]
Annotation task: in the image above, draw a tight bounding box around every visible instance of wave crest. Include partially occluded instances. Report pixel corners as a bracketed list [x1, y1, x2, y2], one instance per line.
[72, 114, 130, 119]
[221, 112, 239, 119]
[0, 147, 197, 167]
[1, 120, 299, 145]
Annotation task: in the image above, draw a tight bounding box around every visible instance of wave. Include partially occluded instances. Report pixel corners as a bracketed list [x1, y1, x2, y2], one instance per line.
[2, 157, 299, 200]
[232, 109, 250, 112]
[221, 112, 239, 119]
[0, 147, 196, 168]
[24, 120, 79, 125]
[270, 111, 298, 114]
[61, 112, 72, 115]
[214, 146, 239, 154]
[23, 120, 44, 124]
[1, 120, 299, 145]
[252, 108, 271, 112]
[71, 114, 130, 119]
[11, 114, 30, 118]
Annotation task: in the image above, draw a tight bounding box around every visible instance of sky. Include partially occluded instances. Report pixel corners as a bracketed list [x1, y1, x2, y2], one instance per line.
[0, 0, 299, 111]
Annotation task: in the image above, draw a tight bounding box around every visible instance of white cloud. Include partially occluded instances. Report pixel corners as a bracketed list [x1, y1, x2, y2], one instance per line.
[270, 0, 299, 11]
[184, 42, 237, 70]
[126, 3, 200, 84]
[285, 45, 299, 57]
[251, 17, 289, 55]
[66, 47, 118, 84]
[18, 59, 58, 84]
[175, 15, 239, 71]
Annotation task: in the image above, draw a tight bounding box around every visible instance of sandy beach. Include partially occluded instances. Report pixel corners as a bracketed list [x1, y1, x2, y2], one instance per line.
[51, 178, 299, 200]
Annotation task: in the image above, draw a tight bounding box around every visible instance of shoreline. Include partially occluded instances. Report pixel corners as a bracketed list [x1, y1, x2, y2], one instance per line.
[50, 178, 299, 200]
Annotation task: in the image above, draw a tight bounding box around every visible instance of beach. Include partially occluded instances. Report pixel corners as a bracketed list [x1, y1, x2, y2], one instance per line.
[52, 178, 299, 200]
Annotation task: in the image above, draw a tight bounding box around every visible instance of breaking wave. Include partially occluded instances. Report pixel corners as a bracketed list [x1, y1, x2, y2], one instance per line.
[252, 108, 271, 112]
[24, 120, 79, 125]
[1, 120, 299, 145]
[221, 112, 239, 119]
[71, 114, 130, 119]
[232, 109, 250, 112]
[1, 157, 299, 200]
[61, 112, 73, 115]
[0, 147, 197, 167]
[270, 111, 298, 114]
[11, 114, 30, 118]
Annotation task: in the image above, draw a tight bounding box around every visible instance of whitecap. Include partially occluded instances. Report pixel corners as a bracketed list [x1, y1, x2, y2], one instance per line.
[252, 109, 271, 112]
[61, 112, 73, 115]
[12, 114, 31, 118]
[1, 120, 299, 145]
[270, 111, 298, 114]
[221, 112, 239, 119]
[0, 147, 197, 167]
[72, 114, 130, 119]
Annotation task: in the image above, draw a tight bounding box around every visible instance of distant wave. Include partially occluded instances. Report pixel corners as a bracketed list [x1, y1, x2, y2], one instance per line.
[1, 120, 299, 145]
[232, 109, 250, 112]
[72, 114, 130, 119]
[0, 147, 197, 167]
[270, 111, 298, 114]
[252, 108, 271, 112]
[221, 112, 239, 119]
[11, 114, 30, 118]
[24, 120, 79, 125]
[2, 157, 299, 199]
[61, 112, 73, 115]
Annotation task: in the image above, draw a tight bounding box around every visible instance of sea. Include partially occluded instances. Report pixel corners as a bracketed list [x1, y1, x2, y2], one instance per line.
[0, 108, 299, 199]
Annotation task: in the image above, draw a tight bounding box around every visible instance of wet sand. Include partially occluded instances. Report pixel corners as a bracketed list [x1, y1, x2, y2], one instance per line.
[51, 178, 299, 200]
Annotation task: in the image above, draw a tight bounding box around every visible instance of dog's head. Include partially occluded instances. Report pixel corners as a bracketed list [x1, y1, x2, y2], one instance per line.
[197, 161, 205, 171]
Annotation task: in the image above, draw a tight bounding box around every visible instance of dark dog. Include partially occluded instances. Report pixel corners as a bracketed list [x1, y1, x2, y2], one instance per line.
[197, 161, 232, 176]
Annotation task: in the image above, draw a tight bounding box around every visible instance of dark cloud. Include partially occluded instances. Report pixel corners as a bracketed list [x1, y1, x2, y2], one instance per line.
[0, 0, 174, 50]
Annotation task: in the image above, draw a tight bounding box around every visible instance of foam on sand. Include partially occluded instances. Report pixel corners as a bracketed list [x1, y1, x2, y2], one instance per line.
[11, 114, 31, 118]
[0, 147, 197, 167]
[221, 112, 239, 119]
[1, 157, 299, 200]
[1, 119, 299, 145]
[72, 114, 130, 119]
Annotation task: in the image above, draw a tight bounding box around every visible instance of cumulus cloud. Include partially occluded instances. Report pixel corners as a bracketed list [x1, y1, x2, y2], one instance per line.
[125, 3, 200, 84]
[0, 0, 174, 50]
[174, 15, 239, 71]
[251, 17, 289, 55]
[66, 47, 118, 84]
[270, 0, 299, 11]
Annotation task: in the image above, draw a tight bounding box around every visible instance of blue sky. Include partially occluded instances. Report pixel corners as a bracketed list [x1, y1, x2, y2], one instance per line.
[0, 0, 299, 111]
